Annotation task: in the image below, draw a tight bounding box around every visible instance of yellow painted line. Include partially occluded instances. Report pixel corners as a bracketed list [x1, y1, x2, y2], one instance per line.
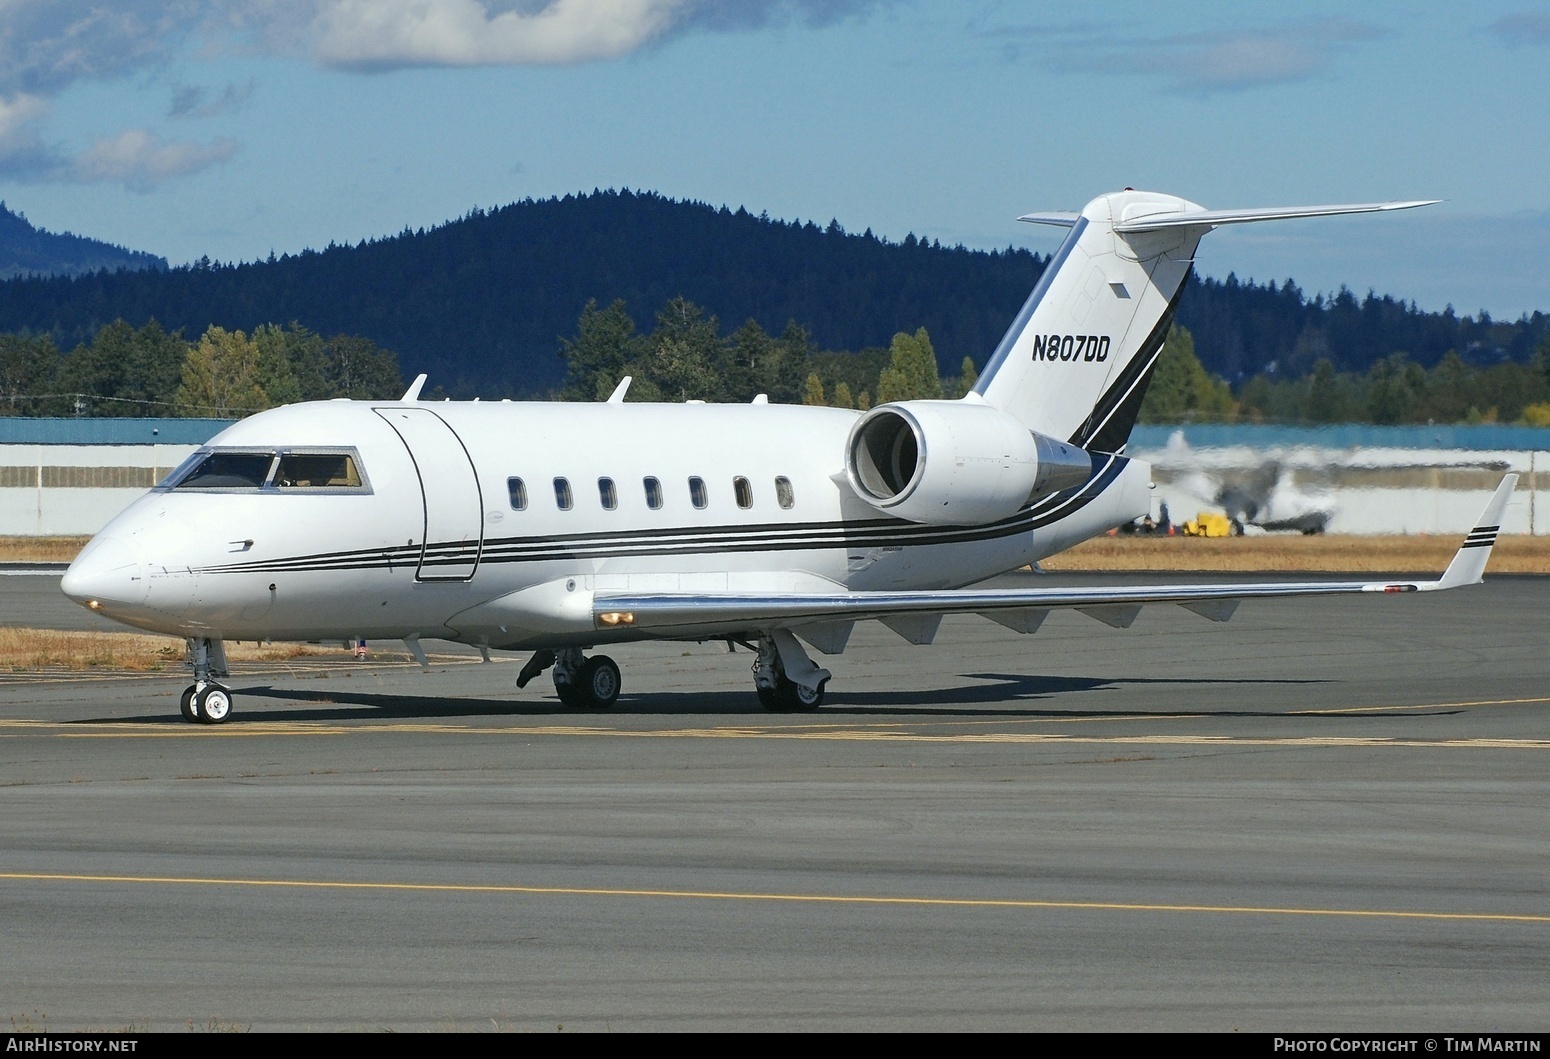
[0, 718, 1547, 750]
[1, 870, 1545, 925]
[1290, 696, 1550, 715]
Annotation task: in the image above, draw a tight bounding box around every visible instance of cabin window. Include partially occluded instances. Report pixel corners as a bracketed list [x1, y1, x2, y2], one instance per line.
[775, 476, 795, 509]
[275, 453, 362, 489]
[644, 476, 663, 510]
[689, 476, 708, 510]
[170, 451, 276, 490]
[598, 477, 618, 510]
[554, 477, 573, 511]
[734, 476, 753, 509]
[508, 477, 527, 510]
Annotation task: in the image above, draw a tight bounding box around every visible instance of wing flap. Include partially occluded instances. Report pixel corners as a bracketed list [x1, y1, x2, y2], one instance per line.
[591, 477, 1511, 640]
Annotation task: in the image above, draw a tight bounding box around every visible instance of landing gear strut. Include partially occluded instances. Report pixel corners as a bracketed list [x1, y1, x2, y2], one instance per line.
[753, 632, 828, 712]
[181, 637, 233, 724]
[519, 647, 621, 708]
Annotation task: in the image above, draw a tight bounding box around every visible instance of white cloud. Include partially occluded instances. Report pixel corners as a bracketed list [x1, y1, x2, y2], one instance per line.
[67, 129, 239, 192]
[991, 19, 1385, 95]
[0, 92, 56, 175]
[306, 0, 896, 69]
[0, 1, 205, 96]
[309, 0, 689, 68]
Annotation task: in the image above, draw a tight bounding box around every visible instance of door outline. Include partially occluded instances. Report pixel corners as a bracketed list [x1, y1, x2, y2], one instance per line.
[374, 407, 484, 582]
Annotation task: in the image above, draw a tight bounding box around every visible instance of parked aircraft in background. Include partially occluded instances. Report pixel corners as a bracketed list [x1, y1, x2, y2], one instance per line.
[60, 189, 1512, 724]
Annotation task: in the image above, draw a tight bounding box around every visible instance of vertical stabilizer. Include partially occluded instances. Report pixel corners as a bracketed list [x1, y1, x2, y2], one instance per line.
[973, 191, 1437, 453]
[973, 190, 1205, 452]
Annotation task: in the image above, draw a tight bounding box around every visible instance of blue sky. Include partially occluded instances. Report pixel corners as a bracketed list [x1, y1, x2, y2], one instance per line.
[1, 1, 1547, 319]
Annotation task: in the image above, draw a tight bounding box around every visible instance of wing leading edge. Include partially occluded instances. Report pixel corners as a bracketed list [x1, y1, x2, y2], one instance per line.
[592, 476, 1516, 639]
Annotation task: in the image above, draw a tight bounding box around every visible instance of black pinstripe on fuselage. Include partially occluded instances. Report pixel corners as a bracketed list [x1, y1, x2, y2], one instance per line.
[196, 453, 1129, 576]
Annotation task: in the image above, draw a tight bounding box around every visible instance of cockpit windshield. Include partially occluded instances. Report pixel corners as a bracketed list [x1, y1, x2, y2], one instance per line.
[170, 452, 276, 490]
[158, 448, 369, 493]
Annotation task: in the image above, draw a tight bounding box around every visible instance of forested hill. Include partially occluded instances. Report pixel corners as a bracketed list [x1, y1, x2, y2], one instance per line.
[0, 189, 1543, 396]
[0, 204, 167, 280]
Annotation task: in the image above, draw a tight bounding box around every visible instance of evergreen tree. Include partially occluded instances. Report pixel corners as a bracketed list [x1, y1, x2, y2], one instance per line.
[176, 326, 268, 417]
[56, 321, 132, 416]
[803, 372, 826, 406]
[646, 297, 723, 401]
[1138, 325, 1233, 422]
[875, 327, 942, 403]
[832, 381, 854, 409]
[725, 318, 773, 400]
[325, 334, 403, 400]
[1364, 352, 1424, 425]
[559, 299, 642, 401]
[256, 322, 330, 402]
[1303, 358, 1351, 423]
[121, 320, 188, 414]
[0, 331, 57, 414]
[253, 324, 302, 406]
[771, 322, 814, 404]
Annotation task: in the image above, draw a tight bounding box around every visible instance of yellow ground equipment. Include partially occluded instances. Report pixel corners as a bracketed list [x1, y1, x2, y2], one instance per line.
[1182, 512, 1239, 537]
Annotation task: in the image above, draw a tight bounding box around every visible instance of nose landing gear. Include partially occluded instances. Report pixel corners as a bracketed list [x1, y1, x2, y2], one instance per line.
[181, 637, 234, 724]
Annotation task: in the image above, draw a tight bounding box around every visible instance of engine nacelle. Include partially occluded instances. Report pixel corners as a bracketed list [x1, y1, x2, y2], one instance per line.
[844, 400, 1092, 525]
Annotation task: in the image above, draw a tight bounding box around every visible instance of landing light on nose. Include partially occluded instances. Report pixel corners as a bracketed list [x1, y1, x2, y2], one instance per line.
[61, 536, 146, 612]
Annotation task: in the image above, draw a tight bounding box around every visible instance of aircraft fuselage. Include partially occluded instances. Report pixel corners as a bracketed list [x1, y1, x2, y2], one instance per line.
[64, 399, 1149, 650]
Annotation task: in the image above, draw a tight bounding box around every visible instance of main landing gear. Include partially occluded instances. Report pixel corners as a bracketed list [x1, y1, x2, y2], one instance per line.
[180, 637, 233, 724]
[517, 647, 620, 709]
[752, 631, 829, 712]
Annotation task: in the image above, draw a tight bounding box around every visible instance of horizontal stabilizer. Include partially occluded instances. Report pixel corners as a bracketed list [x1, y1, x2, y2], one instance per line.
[1016, 211, 1081, 228]
[1112, 200, 1438, 233]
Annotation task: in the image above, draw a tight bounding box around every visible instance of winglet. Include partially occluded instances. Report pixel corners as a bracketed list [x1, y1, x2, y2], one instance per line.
[401, 374, 427, 401]
[607, 376, 632, 404]
[1436, 474, 1517, 589]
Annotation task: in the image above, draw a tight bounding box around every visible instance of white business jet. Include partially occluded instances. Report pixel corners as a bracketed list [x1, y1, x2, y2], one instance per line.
[61, 189, 1514, 724]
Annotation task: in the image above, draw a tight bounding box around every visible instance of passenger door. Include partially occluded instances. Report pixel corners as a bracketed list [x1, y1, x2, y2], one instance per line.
[374, 408, 483, 581]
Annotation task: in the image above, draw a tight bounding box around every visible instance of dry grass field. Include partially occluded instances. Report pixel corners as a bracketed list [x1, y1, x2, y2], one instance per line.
[0, 629, 356, 673]
[1, 537, 89, 563]
[1040, 533, 1550, 573]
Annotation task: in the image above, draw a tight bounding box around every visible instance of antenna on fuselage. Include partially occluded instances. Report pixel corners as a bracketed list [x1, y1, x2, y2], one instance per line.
[607, 376, 632, 404]
[401, 374, 428, 401]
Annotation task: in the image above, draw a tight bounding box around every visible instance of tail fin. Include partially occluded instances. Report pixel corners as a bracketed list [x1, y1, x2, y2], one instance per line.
[973, 191, 1437, 452]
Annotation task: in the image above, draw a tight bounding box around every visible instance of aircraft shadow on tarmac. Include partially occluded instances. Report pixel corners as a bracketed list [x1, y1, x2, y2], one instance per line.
[66, 671, 1371, 725]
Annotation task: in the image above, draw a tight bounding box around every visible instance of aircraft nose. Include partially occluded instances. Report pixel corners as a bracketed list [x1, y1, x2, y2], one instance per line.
[61, 536, 147, 612]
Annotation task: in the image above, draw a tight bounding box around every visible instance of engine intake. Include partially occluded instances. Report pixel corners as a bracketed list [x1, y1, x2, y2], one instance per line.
[845, 400, 1091, 525]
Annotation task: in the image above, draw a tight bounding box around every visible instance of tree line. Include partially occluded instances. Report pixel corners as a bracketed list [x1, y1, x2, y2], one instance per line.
[6, 298, 1548, 429]
[0, 319, 403, 417]
[1140, 326, 1550, 427]
[3, 189, 1543, 399]
[558, 297, 976, 409]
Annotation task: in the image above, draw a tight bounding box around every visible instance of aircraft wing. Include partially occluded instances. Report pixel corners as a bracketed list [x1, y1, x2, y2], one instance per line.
[592, 475, 1515, 639]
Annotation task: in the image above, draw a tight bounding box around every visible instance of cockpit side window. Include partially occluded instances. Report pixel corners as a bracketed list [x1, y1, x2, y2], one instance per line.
[169, 452, 276, 490]
[276, 453, 363, 489]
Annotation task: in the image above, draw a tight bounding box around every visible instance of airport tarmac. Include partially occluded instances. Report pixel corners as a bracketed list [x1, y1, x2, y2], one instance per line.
[1, 571, 1547, 1031]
